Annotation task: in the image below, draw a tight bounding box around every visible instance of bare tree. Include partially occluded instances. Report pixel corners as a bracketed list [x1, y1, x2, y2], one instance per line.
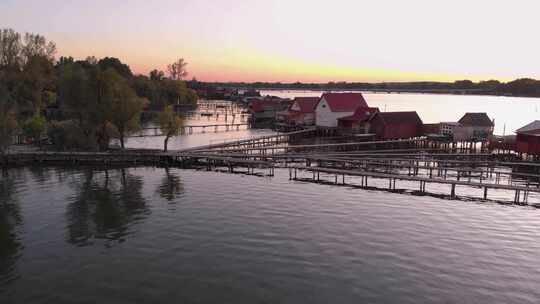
[0, 29, 22, 69]
[21, 33, 56, 65]
[167, 58, 188, 80]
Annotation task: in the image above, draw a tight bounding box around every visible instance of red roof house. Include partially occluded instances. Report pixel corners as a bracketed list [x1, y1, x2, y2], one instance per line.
[337, 107, 380, 132]
[515, 120, 540, 155]
[457, 112, 494, 140]
[282, 97, 320, 126]
[368, 111, 423, 139]
[315, 93, 369, 127]
[248, 97, 291, 121]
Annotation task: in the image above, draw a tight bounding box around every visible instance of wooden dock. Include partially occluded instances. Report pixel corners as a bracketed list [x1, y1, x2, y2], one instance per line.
[178, 128, 318, 153]
[131, 123, 251, 137]
[192, 138, 429, 155]
[5, 127, 540, 205]
[289, 166, 538, 204]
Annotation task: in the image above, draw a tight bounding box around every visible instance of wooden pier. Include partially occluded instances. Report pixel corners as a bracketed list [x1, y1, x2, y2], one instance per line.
[193, 138, 429, 155]
[5, 127, 540, 205]
[288, 166, 538, 204]
[178, 128, 318, 153]
[131, 123, 251, 137]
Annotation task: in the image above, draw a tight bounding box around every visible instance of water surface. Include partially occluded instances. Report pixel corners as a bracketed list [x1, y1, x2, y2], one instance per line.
[2, 167, 540, 303]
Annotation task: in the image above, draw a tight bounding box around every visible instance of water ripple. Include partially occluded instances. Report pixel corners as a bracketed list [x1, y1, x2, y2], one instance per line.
[2, 167, 540, 303]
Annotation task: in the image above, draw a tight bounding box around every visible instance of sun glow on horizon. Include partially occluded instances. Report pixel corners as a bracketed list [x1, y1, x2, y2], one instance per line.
[2, 0, 539, 83]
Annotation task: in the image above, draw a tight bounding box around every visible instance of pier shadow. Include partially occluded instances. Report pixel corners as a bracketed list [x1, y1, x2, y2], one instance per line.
[66, 168, 149, 247]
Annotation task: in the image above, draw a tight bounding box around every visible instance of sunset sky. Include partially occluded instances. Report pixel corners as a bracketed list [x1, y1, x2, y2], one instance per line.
[2, 0, 539, 82]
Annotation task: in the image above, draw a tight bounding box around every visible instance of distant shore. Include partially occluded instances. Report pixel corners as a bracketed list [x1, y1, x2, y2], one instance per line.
[195, 78, 540, 98]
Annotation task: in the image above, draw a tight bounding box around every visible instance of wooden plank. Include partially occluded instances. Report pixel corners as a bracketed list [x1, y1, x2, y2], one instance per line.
[292, 166, 540, 193]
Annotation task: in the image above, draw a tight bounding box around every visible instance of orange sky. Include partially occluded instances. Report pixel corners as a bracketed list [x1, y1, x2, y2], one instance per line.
[2, 0, 539, 82]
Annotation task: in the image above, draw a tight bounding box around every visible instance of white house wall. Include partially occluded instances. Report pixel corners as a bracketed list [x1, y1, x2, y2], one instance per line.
[315, 98, 354, 127]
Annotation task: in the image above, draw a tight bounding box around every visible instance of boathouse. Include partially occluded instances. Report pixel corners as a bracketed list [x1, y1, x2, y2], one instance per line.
[367, 111, 423, 139]
[515, 120, 540, 155]
[458, 112, 494, 141]
[248, 97, 290, 121]
[337, 107, 380, 133]
[315, 93, 368, 127]
[438, 122, 469, 141]
[280, 97, 320, 126]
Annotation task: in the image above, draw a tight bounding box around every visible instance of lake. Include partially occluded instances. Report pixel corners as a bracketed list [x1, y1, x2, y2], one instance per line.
[2, 166, 540, 303]
[3, 92, 540, 303]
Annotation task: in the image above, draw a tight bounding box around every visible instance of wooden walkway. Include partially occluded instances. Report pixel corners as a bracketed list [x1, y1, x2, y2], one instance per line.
[6, 126, 540, 205]
[192, 138, 429, 155]
[290, 166, 538, 204]
[130, 123, 250, 137]
[177, 128, 317, 153]
[1, 151, 170, 166]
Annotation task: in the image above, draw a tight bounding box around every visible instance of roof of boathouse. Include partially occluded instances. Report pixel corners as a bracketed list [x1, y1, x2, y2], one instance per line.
[516, 120, 540, 135]
[370, 111, 423, 125]
[289, 97, 320, 114]
[248, 96, 288, 112]
[338, 107, 380, 122]
[458, 113, 494, 127]
[319, 93, 368, 112]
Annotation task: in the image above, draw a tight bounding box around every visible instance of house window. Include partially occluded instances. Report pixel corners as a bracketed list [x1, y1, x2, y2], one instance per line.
[322, 104, 326, 108]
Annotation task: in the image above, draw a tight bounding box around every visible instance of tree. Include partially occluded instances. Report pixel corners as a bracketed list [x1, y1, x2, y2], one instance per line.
[158, 105, 182, 152]
[98, 57, 133, 79]
[22, 115, 46, 145]
[108, 77, 145, 149]
[20, 54, 56, 114]
[149, 69, 164, 81]
[0, 29, 22, 70]
[1, 29, 56, 117]
[167, 58, 188, 80]
[21, 33, 56, 65]
[0, 85, 18, 154]
[57, 62, 98, 147]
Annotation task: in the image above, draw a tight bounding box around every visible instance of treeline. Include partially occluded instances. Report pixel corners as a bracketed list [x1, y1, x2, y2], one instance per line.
[0, 28, 197, 152]
[202, 79, 540, 97]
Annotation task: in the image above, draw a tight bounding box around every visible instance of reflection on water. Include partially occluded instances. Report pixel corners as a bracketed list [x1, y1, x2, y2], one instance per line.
[0, 170, 23, 285]
[3, 166, 540, 303]
[66, 168, 150, 246]
[157, 167, 184, 202]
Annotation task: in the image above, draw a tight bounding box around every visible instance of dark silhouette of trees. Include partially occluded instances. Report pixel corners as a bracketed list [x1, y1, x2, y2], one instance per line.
[0, 28, 199, 152]
[0, 85, 18, 153]
[55, 60, 145, 150]
[97, 57, 133, 79]
[501, 78, 540, 97]
[167, 58, 188, 80]
[149, 69, 165, 81]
